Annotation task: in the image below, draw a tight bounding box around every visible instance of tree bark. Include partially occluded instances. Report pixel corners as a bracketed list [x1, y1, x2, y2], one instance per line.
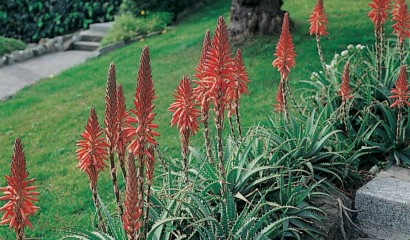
[229, 0, 287, 42]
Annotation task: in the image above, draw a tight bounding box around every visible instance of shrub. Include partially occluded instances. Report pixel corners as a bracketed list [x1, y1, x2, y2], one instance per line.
[0, 0, 122, 42]
[0, 37, 26, 55]
[100, 12, 172, 46]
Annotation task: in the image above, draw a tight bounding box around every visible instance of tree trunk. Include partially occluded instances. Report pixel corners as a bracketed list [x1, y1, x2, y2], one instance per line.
[229, 0, 287, 42]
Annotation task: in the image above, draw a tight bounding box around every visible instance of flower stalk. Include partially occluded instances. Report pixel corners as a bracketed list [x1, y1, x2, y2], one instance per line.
[392, 0, 410, 64]
[115, 84, 129, 180]
[169, 76, 199, 183]
[104, 63, 123, 217]
[309, 0, 329, 76]
[368, 0, 390, 81]
[273, 13, 296, 120]
[76, 108, 108, 232]
[390, 66, 410, 145]
[124, 46, 159, 239]
[202, 16, 236, 193]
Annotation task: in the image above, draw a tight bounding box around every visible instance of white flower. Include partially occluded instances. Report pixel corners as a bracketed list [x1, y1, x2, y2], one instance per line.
[341, 50, 349, 57]
[310, 72, 319, 80]
[331, 59, 337, 67]
[356, 44, 363, 50]
[333, 53, 339, 60]
[326, 64, 332, 70]
[347, 44, 354, 50]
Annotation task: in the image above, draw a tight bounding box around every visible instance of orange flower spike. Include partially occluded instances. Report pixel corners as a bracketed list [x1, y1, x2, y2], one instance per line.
[274, 81, 285, 112]
[115, 85, 129, 158]
[339, 62, 353, 102]
[272, 13, 296, 79]
[194, 30, 211, 83]
[105, 62, 118, 149]
[309, 0, 329, 36]
[390, 66, 410, 108]
[233, 48, 250, 98]
[76, 108, 108, 185]
[202, 16, 236, 119]
[0, 138, 39, 237]
[122, 153, 142, 239]
[169, 76, 200, 136]
[392, 0, 410, 45]
[368, 0, 391, 30]
[125, 46, 159, 157]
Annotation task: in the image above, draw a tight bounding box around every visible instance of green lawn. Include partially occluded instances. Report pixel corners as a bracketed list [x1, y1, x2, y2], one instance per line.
[0, 0, 391, 238]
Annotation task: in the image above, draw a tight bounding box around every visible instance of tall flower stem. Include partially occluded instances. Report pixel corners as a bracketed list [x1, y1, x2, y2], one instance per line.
[202, 107, 214, 165]
[235, 101, 243, 140]
[396, 107, 403, 145]
[284, 80, 302, 115]
[228, 115, 236, 139]
[90, 180, 105, 232]
[215, 97, 227, 193]
[316, 35, 327, 76]
[280, 79, 289, 121]
[181, 134, 190, 183]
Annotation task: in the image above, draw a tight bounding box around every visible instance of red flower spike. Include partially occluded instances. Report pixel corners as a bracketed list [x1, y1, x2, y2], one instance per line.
[169, 76, 200, 136]
[125, 46, 159, 158]
[76, 108, 108, 187]
[339, 62, 353, 102]
[122, 153, 142, 239]
[0, 138, 39, 237]
[368, 0, 391, 31]
[392, 0, 410, 45]
[390, 65, 410, 108]
[105, 62, 118, 149]
[309, 0, 329, 36]
[274, 81, 285, 112]
[232, 48, 250, 99]
[202, 16, 236, 117]
[273, 13, 296, 79]
[115, 85, 129, 162]
[194, 30, 212, 111]
[228, 48, 250, 116]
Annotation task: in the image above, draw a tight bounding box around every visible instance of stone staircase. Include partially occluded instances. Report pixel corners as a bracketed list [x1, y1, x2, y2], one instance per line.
[71, 22, 112, 52]
[355, 166, 410, 240]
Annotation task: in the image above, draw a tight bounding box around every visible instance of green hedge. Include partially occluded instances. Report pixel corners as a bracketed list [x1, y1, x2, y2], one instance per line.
[0, 0, 122, 43]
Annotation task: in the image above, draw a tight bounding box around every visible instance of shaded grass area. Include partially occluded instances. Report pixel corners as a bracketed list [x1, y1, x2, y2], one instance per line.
[0, 0, 388, 238]
[0, 36, 26, 55]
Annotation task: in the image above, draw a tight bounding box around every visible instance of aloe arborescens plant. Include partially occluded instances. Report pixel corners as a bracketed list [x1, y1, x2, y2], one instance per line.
[273, 13, 296, 119]
[76, 108, 108, 231]
[0, 138, 39, 240]
[125, 46, 159, 239]
[169, 75, 199, 182]
[309, 0, 329, 75]
[368, 0, 391, 80]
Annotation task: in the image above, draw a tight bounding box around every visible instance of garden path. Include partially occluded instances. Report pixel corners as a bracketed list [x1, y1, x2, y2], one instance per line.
[0, 50, 94, 101]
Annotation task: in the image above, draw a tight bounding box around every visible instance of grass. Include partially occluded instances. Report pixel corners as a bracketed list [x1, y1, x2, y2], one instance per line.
[0, 36, 26, 55]
[0, 0, 394, 238]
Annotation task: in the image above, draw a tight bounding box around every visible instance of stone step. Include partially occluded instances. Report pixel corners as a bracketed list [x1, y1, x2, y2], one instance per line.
[355, 166, 410, 239]
[72, 41, 100, 51]
[79, 30, 105, 42]
[89, 22, 112, 33]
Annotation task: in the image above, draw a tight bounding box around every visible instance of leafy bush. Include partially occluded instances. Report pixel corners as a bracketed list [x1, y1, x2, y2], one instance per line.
[0, 0, 122, 42]
[119, 0, 216, 20]
[100, 12, 172, 46]
[0, 36, 26, 55]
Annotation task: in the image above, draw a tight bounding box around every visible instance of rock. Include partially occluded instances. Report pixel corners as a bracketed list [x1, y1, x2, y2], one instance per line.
[311, 190, 356, 240]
